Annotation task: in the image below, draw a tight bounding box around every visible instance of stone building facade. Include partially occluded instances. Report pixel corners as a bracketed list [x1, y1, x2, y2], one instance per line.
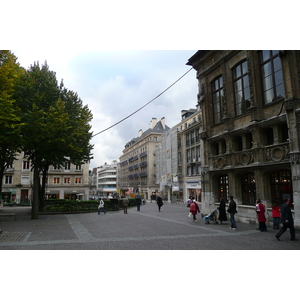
[1, 152, 90, 203]
[187, 50, 300, 227]
[154, 125, 179, 201]
[118, 117, 170, 200]
[176, 107, 203, 203]
[154, 107, 203, 203]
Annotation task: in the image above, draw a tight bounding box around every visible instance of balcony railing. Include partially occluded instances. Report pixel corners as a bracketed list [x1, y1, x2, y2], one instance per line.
[140, 152, 147, 158]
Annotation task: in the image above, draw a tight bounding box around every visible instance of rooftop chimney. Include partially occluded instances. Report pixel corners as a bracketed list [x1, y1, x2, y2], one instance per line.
[138, 129, 143, 137]
[149, 117, 157, 129]
[161, 117, 165, 129]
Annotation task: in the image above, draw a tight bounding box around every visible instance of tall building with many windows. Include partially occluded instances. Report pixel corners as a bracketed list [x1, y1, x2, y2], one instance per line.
[118, 117, 170, 200]
[155, 107, 203, 203]
[187, 50, 300, 227]
[177, 106, 203, 203]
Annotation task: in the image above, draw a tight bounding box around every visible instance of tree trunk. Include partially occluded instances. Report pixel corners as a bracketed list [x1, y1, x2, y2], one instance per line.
[0, 166, 4, 203]
[39, 166, 48, 212]
[31, 164, 40, 219]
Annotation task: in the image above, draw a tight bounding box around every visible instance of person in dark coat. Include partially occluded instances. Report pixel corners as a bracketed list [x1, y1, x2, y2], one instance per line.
[275, 198, 298, 241]
[156, 196, 164, 212]
[136, 196, 142, 211]
[217, 197, 227, 224]
[227, 196, 237, 229]
[123, 198, 129, 214]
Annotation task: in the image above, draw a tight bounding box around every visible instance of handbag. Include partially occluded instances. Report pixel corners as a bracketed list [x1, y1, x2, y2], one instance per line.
[188, 212, 192, 218]
[264, 209, 268, 219]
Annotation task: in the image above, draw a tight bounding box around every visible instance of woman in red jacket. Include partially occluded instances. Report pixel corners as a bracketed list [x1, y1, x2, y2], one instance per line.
[255, 199, 267, 232]
[190, 200, 200, 223]
[272, 202, 281, 229]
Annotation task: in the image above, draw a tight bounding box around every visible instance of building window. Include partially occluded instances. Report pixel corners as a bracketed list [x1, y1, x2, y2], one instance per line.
[53, 177, 60, 184]
[278, 123, 289, 143]
[5, 176, 12, 184]
[53, 164, 61, 170]
[261, 50, 285, 104]
[233, 61, 250, 116]
[218, 175, 228, 200]
[270, 170, 292, 206]
[65, 162, 71, 170]
[262, 127, 274, 146]
[241, 173, 256, 205]
[212, 76, 224, 124]
[64, 177, 71, 184]
[233, 136, 243, 151]
[245, 132, 253, 149]
[75, 165, 81, 171]
[75, 177, 82, 184]
[21, 175, 30, 185]
[23, 161, 30, 170]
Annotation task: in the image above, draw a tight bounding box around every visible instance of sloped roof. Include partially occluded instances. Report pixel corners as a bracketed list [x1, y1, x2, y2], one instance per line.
[124, 119, 170, 148]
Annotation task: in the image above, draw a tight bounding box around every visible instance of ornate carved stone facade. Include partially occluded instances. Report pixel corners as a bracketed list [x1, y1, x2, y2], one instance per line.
[187, 50, 300, 227]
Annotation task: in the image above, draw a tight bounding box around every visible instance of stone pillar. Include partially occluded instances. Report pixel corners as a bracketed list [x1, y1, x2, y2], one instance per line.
[290, 153, 300, 227]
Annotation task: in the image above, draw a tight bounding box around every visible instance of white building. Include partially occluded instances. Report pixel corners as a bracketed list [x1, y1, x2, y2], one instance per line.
[96, 161, 118, 197]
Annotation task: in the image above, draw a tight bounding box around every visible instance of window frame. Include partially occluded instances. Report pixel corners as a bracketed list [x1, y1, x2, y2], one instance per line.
[241, 172, 256, 205]
[260, 50, 285, 105]
[233, 60, 251, 116]
[211, 76, 224, 124]
[218, 175, 228, 201]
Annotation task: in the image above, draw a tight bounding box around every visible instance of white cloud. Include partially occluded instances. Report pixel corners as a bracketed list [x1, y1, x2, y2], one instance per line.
[12, 49, 198, 169]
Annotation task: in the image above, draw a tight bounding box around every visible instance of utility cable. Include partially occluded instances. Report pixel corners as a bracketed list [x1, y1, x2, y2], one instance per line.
[92, 67, 194, 137]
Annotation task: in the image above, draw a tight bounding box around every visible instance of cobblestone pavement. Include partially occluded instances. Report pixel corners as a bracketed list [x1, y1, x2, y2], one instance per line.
[1, 203, 300, 250]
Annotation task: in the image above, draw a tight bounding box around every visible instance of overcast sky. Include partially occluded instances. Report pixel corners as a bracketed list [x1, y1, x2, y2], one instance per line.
[4, 1, 295, 171]
[12, 50, 198, 169]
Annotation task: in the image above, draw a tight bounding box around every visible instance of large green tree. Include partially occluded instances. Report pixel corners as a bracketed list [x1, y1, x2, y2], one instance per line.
[14, 61, 93, 219]
[0, 50, 23, 201]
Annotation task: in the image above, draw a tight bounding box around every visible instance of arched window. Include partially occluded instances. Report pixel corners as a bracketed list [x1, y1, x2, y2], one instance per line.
[270, 170, 293, 206]
[241, 173, 256, 205]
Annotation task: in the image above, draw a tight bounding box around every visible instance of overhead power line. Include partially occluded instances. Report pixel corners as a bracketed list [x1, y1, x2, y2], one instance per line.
[92, 67, 194, 138]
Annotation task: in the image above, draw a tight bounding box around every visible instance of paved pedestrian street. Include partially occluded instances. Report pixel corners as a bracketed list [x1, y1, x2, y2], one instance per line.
[0, 202, 300, 250]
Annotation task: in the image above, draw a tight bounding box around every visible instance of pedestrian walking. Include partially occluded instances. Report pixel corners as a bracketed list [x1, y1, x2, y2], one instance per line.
[98, 198, 107, 215]
[189, 199, 200, 222]
[217, 197, 227, 224]
[275, 198, 298, 241]
[156, 196, 164, 212]
[227, 196, 237, 230]
[272, 202, 280, 230]
[255, 199, 267, 232]
[136, 196, 142, 211]
[123, 198, 129, 214]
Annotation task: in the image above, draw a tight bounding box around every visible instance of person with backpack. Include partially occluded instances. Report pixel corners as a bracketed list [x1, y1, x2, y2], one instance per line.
[189, 199, 200, 222]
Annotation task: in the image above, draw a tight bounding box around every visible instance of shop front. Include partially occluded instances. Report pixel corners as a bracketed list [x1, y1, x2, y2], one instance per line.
[185, 180, 202, 202]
